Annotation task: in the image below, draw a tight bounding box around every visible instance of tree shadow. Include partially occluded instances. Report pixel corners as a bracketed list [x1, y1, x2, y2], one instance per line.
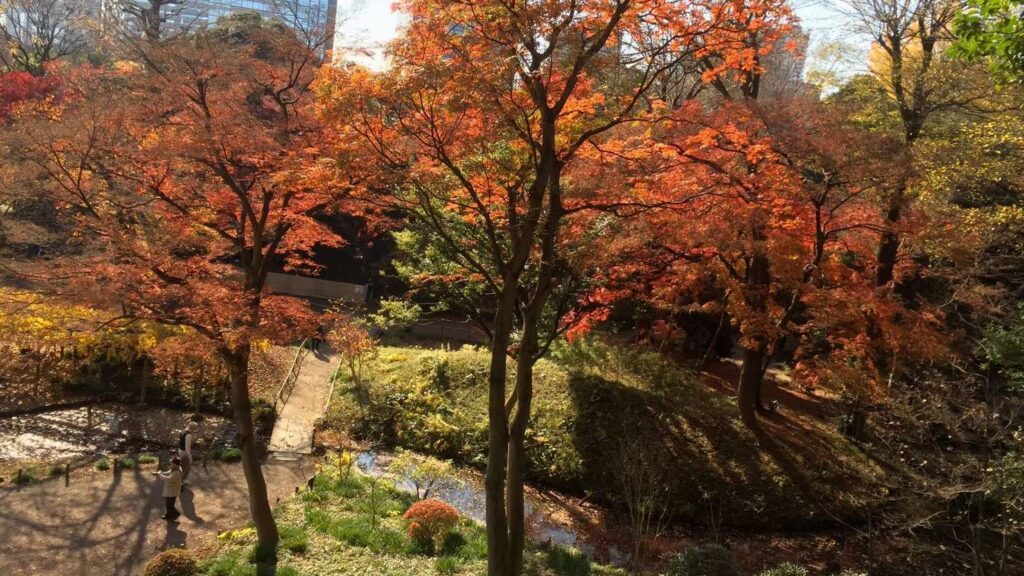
[564, 370, 870, 531]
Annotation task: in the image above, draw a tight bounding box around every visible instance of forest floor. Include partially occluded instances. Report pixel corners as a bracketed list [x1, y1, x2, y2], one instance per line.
[0, 456, 310, 576]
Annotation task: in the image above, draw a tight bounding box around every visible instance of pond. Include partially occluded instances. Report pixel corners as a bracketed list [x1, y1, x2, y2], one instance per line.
[355, 449, 631, 567]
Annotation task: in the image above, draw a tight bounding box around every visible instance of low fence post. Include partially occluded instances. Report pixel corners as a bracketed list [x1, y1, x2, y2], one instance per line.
[64, 463, 70, 487]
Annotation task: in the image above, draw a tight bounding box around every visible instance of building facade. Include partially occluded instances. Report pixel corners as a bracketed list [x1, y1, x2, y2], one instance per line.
[106, 1, 338, 50]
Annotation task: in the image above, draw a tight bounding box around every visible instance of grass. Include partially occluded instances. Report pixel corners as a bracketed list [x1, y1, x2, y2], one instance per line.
[94, 458, 110, 471]
[322, 337, 888, 529]
[120, 458, 135, 470]
[138, 454, 158, 465]
[201, 465, 625, 576]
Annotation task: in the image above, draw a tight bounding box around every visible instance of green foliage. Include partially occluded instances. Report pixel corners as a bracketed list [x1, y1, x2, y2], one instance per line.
[143, 548, 198, 576]
[434, 555, 461, 575]
[279, 526, 309, 554]
[953, 0, 1024, 83]
[982, 307, 1024, 392]
[668, 544, 741, 576]
[368, 298, 423, 332]
[212, 448, 242, 463]
[544, 546, 593, 576]
[387, 449, 459, 500]
[120, 458, 136, 470]
[14, 470, 35, 485]
[49, 464, 65, 477]
[94, 458, 110, 471]
[758, 563, 808, 576]
[139, 454, 159, 465]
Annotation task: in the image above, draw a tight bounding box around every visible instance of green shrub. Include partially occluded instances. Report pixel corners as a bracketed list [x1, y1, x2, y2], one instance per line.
[434, 556, 461, 575]
[544, 545, 592, 576]
[142, 548, 197, 576]
[49, 465, 65, 477]
[216, 448, 242, 463]
[95, 458, 110, 471]
[669, 544, 741, 576]
[121, 458, 136, 470]
[15, 470, 35, 485]
[279, 525, 308, 554]
[139, 454, 159, 465]
[759, 564, 809, 576]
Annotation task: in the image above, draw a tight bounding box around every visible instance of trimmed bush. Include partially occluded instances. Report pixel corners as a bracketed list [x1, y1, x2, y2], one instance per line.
[49, 465, 65, 477]
[669, 544, 742, 576]
[15, 470, 35, 485]
[402, 499, 460, 549]
[95, 458, 110, 471]
[142, 548, 197, 576]
[139, 454, 158, 465]
[121, 458, 136, 470]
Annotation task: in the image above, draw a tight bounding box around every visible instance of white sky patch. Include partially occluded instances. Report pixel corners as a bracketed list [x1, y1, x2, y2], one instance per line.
[333, 1, 864, 77]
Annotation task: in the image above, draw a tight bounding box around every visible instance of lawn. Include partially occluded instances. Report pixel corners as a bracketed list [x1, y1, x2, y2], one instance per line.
[322, 338, 888, 530]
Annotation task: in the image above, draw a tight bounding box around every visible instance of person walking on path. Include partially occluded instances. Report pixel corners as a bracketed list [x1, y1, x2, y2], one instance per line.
[178, 421, 198, 481]
[155, 457, 183, 520]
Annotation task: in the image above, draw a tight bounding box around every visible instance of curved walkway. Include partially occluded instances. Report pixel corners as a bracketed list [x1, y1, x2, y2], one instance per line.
[0, 459, 309, 576]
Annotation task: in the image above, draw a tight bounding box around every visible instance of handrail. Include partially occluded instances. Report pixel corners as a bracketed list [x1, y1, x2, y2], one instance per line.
[273, 339, 309, 415]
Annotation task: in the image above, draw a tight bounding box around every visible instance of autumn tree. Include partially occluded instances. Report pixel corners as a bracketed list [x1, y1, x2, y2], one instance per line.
[0, 0, 89, 74]
[8, 15, 349, 550]
[316, 1, 759, 573]
[841, 0, 998, 286]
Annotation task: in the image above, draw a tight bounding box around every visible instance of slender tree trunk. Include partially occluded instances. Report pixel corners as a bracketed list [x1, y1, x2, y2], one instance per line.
[486, 288, 517, 576]
[138, 358, 148, 405]
[738, 250, 770, 427]
[876, 197, 902, 286]
[226, 346, 279, 551]
[506, 312, 539, 576]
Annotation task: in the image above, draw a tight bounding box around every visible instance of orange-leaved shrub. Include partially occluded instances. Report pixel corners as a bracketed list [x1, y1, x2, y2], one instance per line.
[402, 498, 459, 546]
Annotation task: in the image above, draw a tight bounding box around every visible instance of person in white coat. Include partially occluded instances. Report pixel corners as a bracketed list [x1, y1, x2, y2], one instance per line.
[155, 457, 183, 520]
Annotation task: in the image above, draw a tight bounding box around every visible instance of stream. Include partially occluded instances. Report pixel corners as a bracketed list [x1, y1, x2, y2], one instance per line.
[354, 449, 631, 567]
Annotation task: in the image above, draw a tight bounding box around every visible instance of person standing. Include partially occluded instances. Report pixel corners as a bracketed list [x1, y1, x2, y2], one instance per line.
[178, 421, 198, 482]
[155, 457, 183, 520]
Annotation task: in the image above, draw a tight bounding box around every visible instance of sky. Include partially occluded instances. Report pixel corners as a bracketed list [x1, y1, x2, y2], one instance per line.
[335, 0, 865, 77]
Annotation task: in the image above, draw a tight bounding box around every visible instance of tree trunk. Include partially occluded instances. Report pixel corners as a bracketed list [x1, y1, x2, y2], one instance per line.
[138, 358, 148, 405]
[739, 250, 770, 427]
[738, 346, 765, 428]
[485, 290, 516, 576]
[506, 313, 538, 576]
[226, 347, 279, 551]
[876, 198, 902, 286]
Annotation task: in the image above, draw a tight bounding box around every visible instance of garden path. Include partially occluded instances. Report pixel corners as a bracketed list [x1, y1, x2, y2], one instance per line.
[0, 458, 310, 576]
[267, 346, 338, 458]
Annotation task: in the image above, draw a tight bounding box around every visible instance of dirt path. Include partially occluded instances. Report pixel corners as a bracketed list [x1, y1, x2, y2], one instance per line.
[0, 458, 311, 576]
[268, 347, 338, 456]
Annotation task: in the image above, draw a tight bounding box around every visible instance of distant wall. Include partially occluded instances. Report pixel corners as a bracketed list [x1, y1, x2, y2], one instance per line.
[265, 272, 368, 304]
